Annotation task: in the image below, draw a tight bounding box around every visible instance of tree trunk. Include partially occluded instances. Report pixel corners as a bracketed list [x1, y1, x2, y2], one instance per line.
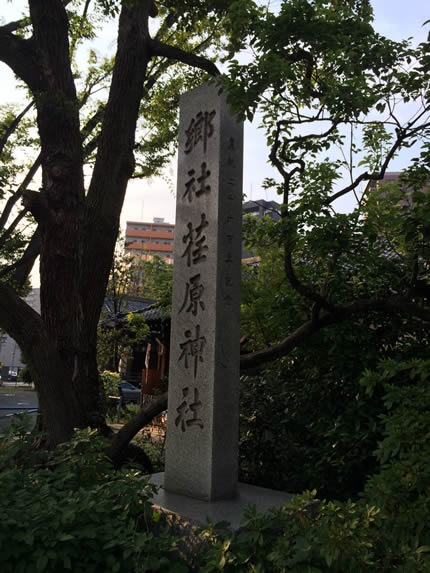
[0, 1, 154, 445]
[0, 283, 84, 444]
[0, 0, 218, 450]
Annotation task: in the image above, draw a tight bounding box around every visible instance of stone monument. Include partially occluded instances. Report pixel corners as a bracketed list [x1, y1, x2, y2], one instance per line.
[151, 82, 291, 527]
[164, 82, 243, 501]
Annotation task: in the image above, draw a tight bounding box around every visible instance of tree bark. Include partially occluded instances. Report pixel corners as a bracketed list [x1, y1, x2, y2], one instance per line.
[106, 393, 167, 462]
[0, 0, 220, 451]
[76, 2, 154, 422]
[0, 283, 84, 444]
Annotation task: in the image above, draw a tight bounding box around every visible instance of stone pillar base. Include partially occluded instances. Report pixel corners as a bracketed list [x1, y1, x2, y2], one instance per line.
[149, 472, 292, 531]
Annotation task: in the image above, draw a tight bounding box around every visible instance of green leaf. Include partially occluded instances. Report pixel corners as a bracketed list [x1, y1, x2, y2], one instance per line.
[36, 554, 48, 572]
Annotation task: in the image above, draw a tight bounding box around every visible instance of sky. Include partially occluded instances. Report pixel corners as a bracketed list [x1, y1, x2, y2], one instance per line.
[0, 0, 429, 279]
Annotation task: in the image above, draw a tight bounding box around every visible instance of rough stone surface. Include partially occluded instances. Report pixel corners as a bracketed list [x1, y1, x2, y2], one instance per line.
[152, 472, 293, 531]
[164, 82, 243, 501]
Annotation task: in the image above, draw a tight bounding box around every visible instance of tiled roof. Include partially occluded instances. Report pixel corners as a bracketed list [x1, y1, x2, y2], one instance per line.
[136, 305, 164, 322]
[101, 295, 167, 328]
[103, 295, 156, 316]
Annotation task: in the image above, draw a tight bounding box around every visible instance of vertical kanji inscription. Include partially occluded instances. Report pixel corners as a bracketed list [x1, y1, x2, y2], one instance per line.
[165, 82, 243, 501]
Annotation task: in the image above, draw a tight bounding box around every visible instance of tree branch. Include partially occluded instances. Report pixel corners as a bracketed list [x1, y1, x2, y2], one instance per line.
[82, 1, 153, 335]
[149, 38, 220, 76]
[0, 101, 34, 155]
[105, 393, 167, 462]
[154, 10, 178, 41]
[0, 153, 41, 232]
[268, 122, 334, 311]
[240, 296, 430, 371]
[81, 106, 104, 144]
[0, 208, 29, 251]
[326, 117, 430, 205]
[284, 250, 336, 312]
[0, 228, 41, 287]
[0, 28, 42, 90]
[0, 20, 28, 34]
[21, 190, 51, 224]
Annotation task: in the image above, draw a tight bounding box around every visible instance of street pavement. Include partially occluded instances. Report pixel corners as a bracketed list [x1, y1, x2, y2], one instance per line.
[0, 386, 38, 432]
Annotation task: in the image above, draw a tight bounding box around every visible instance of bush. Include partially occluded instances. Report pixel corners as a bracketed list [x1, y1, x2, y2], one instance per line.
[239, 360, 383, 500]
[18, 366, 33, 385]
[100, 369, 121, 397]
[197, 358, 430, 572]
[2, 358, 429, 572]
[0, 422, 188, 573]
[135, 430, 166, 474]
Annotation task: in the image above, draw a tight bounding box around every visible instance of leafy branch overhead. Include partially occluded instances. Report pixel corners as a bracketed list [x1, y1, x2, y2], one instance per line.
[0, 0, 226, 287]
[235, 0, 430, 370]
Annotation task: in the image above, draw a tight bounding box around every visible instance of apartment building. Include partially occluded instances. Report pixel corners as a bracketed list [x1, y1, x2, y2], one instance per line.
[242, 199, 281, 221]
[242, 199, 281, 259]
[124, 218, 175, 263]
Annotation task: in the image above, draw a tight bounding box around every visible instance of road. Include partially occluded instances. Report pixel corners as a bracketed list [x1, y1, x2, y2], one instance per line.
[0, 386, 38, 433]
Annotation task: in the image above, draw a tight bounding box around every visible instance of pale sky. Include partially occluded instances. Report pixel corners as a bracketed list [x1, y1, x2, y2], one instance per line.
[0, 0, 429, 285]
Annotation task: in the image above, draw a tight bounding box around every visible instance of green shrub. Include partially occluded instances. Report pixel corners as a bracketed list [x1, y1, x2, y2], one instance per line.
[239, 360, 383, 500]
[100, 369, 121, 397]
[135, 430, 166, 473]
[0, 422, 188, 573]
[361, 359, 430, 569]
[196, 358, 430, 572]
[2, 358, 429, 572]
[18, 366, 33, 385]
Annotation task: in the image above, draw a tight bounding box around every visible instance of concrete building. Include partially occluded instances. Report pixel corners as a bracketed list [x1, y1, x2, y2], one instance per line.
[242, 199, 281, 221]
[124, 218, 175, 263]
[0, 288, 40, 380]
[242, 199, 281, 259]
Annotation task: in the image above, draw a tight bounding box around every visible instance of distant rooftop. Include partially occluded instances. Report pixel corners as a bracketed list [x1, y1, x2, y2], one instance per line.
[101, 295, 164, 327]
[243, 199, 280, 211]
[126, 218, 173, 226]
[102, 295, 155, 317]
[242, 199, 281, 223]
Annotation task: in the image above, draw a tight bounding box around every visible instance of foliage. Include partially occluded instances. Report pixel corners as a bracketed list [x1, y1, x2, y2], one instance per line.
[135, 255, 174, 315]
[135, 429, 166, 474]
[236, 10, 430, 489]
[128, 312, 151, 344]
[197, 359, 430, 572]
[0, 423, 189, 573]
[231, 0, 430, 379]
[362, 358, 430, 556]
[0, 102, 37, 290]
[233, 6, 430, 559]
[97, 246, 170, 372]
[97, 242, 152, 371]
[2, 357, 430, 572]
[239, 188, 429, 498]
[100, 369, 121, 397]
[239, 367, 381, 500]
[18, 365, 33, 385]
